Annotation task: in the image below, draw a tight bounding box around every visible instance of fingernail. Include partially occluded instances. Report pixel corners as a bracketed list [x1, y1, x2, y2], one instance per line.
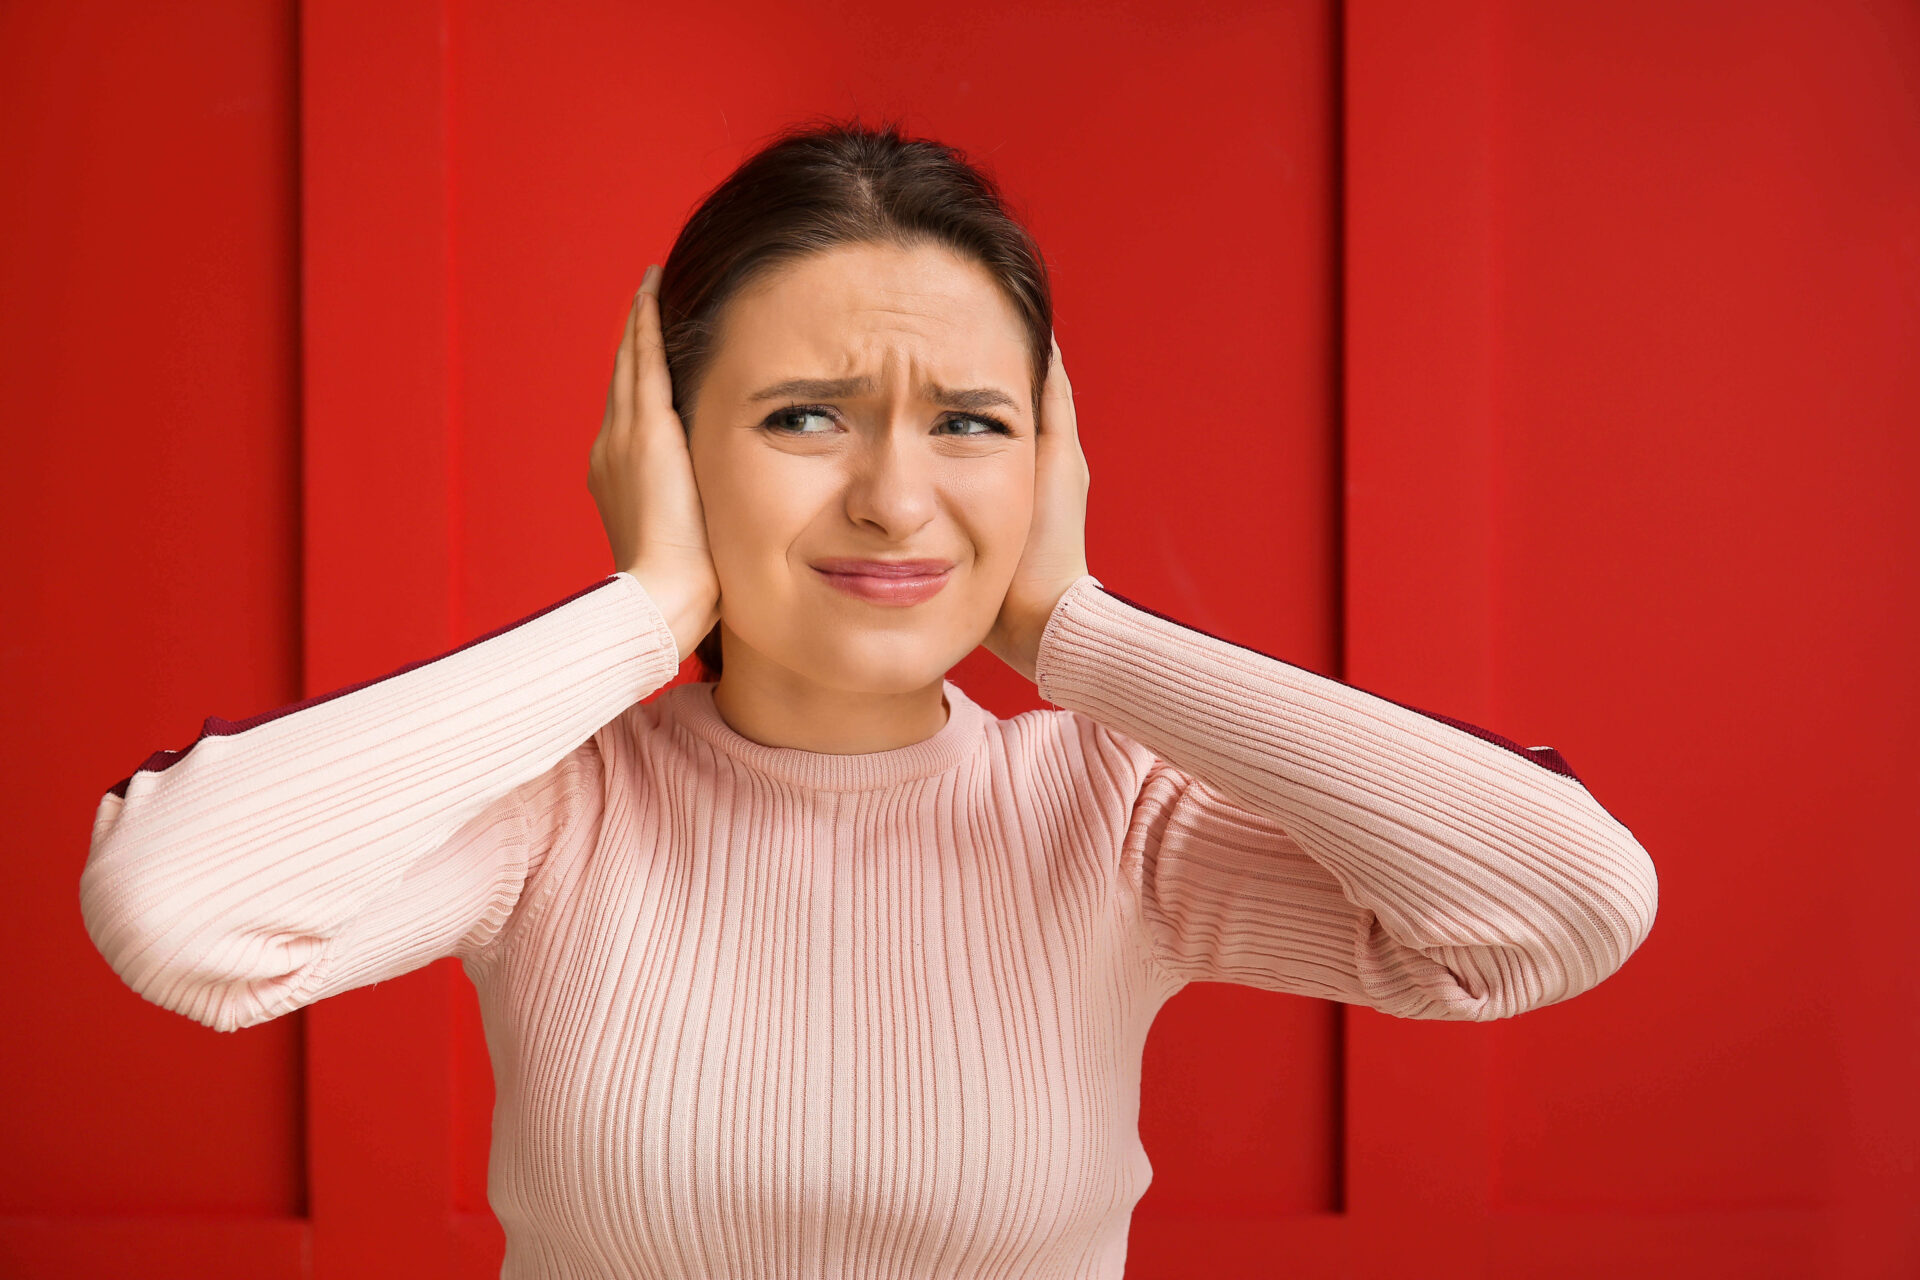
[642, 263, 661, 292]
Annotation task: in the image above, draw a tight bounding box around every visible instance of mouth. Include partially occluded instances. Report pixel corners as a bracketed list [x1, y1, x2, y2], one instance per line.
[811, 561, 955, 606]
[810, 558, 956, 577]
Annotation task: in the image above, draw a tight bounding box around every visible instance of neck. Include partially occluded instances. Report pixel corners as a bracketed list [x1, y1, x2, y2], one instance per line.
[710, 647, 952, 756]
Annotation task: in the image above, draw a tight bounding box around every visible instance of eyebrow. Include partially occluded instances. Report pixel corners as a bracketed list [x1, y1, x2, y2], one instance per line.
[746, 375, 1020, 415]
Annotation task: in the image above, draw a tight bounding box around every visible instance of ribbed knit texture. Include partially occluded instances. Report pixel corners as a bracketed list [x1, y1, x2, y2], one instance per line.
[80, 570, 1658, 1279]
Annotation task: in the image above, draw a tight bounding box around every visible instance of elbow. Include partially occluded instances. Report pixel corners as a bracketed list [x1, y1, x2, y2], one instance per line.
[1383, 946, 1591, 1023]
[1453, 851, 1661, 1023]
[1560, 794, 1660, 984]
[1369, 884, 1660, 1025]
[1357, 917, 1539, 1022]
[1471, 820, 1662, 1022]
[80, 867, 320, 1034]
[93, 918, 316, 1033]
[1358, 803, 1660, 1023]
[1555, 825, 1660, 1003]
[81, 803, 326, 1033]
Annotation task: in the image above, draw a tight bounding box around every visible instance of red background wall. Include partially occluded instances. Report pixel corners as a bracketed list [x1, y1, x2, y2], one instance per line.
[4, 1, 1914, 1276]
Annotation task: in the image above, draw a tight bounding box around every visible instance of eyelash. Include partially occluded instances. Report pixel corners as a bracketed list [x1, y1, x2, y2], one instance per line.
[759, 404, 1014, 438]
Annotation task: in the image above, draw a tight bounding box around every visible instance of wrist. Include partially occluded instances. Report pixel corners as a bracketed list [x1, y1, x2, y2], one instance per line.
[626, 566, 712, 664]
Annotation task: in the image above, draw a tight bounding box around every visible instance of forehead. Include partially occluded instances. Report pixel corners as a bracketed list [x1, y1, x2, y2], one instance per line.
[715, 242, 1028, 385]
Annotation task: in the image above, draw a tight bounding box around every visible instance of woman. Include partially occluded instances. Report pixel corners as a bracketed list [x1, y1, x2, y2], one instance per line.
[80, 117, 1658, 1279]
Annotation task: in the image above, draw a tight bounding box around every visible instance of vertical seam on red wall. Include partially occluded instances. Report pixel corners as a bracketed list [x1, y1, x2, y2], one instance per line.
[1331, 0, 1351, 1224]
[443, 0, 462, 648]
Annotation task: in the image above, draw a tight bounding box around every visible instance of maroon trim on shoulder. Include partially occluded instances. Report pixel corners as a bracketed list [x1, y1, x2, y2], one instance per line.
[1093, 583, 1584, 786]
[105, 573, 630, 801]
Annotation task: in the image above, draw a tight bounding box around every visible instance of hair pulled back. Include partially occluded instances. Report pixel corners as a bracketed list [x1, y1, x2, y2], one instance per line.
[654, 113, 1055, 682]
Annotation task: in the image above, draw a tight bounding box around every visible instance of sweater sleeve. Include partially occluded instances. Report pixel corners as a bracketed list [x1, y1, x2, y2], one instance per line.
[78, 569, 682, 1033]
[1034, 573, 1658, 1021]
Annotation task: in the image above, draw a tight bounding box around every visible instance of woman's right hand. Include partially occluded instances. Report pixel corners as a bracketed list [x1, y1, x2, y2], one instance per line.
[589, 263, 722, 664]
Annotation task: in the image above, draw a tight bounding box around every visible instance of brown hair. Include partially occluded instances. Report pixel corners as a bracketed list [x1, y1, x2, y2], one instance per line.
[654, 113, 1056, 681]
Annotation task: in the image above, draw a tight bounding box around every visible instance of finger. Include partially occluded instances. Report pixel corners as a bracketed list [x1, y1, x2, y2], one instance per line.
[635, 263, 675, 426]
[607, 285, 642, 431]
[1039, 332, 1076, 448]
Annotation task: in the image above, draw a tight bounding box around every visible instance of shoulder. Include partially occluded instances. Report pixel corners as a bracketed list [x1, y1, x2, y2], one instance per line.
[988, 703, 1159, 807]
[608, 680, 701, 764]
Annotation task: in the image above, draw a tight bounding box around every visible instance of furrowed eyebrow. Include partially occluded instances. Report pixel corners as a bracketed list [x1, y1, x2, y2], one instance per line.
[746, 375, 1020, 415]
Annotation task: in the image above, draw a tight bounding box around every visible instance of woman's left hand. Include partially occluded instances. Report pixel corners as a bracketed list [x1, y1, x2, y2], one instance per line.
[985, 333, 1091, 684]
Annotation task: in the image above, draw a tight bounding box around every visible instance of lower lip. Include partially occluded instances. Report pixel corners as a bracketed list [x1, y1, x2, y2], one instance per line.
[813, 567, 953, 605]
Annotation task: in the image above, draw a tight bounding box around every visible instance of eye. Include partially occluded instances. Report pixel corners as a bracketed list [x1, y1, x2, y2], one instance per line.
[759, 405, 1014, 437]
[942, 413, 1014, 437]
[762, 406, 836, 435]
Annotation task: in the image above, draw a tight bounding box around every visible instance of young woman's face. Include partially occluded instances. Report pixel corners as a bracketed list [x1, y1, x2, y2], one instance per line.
[687, 240, 1036, 695]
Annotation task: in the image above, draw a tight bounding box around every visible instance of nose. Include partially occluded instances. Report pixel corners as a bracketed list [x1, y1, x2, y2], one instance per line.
[837, 424, 943, 535]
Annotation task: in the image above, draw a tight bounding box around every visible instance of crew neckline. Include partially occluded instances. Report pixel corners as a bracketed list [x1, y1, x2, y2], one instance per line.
[660, 678, 989, 791]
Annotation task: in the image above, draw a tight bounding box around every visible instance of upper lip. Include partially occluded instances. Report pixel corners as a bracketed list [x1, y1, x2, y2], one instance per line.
[812, 557, 956, 578]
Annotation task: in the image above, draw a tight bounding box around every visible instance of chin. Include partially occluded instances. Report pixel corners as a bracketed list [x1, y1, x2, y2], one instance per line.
[802, 636, 957, 692]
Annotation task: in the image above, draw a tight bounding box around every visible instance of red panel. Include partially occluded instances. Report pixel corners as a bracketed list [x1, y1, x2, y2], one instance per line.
[0, 1220, 307, 1280]
[1343, 3, 1507, 1272]
[1349, 0, 1920, 1277]
[1486, 2, 1920, 1275]
[300, 1, 468, 1276]
[0, 0, 308, 1270]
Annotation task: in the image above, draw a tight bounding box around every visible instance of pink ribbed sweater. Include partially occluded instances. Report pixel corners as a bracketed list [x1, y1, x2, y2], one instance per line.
[80, 570, 1657, 1279]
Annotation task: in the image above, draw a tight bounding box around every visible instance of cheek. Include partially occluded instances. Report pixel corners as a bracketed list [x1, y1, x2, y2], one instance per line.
[971, 464, 1035, 551]
[699, 450, 816, 560]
